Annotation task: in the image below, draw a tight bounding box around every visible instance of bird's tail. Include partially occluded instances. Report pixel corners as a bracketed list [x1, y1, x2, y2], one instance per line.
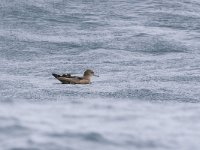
[52, 73, 61, 78]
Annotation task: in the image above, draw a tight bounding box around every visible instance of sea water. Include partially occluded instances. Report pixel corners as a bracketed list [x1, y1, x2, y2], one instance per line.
[0, 0, 200, 150]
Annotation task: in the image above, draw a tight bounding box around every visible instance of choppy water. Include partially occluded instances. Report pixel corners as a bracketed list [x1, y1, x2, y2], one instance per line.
[0, 0, 200, 149]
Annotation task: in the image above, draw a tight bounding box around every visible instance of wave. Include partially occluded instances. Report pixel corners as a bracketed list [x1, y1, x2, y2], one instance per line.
[47, 131, 113, 144]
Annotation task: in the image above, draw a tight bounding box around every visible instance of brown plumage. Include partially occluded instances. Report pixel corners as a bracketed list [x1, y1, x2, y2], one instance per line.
[52, 69, 98, 84]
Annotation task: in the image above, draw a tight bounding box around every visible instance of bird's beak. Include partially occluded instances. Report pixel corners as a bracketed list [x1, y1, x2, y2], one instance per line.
[93, 74, 99, 77]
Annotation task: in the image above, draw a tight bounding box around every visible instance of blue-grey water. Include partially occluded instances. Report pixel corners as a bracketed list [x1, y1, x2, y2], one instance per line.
[0, 0, 200, 150]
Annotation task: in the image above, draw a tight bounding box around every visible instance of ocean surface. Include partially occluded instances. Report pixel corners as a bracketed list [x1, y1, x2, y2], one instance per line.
[0, 0, 200, 150]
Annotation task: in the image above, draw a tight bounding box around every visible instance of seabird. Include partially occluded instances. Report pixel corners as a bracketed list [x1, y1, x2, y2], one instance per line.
[52, 69, 98, 84]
